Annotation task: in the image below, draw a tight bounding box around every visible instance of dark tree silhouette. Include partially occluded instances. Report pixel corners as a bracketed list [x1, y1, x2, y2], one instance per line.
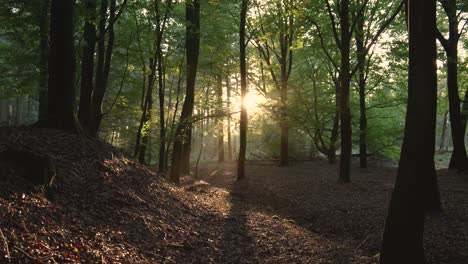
[436, 0, 468, 171]
[170, 0, 201, 183]
[46, 0, 76, 130]
[237, 0, 248, 180]
[380, 0, 441, 262]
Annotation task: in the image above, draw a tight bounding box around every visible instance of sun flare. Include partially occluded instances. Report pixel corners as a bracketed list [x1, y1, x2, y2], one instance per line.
[238, 92, 266, 114]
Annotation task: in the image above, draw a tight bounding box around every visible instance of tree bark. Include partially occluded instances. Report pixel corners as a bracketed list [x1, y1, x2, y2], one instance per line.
[338, 0, 352, 183]
[170, 0, 200, 183]
[88, 0, 116, 137]
[237, 0, 248, 180]
[380, 0, 441, 262]
[136, 58, 156, 163]
[38, 0, 50, 124]
[217, 74, 225, 162]
[227, 73, 233, 161]
[462, 86, 468, 134]
[46, 0, 76, 130]
[78, 0, 97, 129]
[436, 0, 468, 170]
[355, 8, 367, 169]
[439, 110, 449, 153]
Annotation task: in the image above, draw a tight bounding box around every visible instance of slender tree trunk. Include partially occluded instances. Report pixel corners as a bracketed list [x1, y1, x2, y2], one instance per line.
[46, 0, 76, 130]
[436, 0, 468, 170]
[338, 0, 352, 183]
[439, 110, 449, 153]
[227, 73, 233, 161]
[165, 62, 184, 171]
[237, 0, 248, 180]
[278, 0, 293, 167]
[380, 1, 441, 262]
[462, 86, 468, 134]
[217, 74, 225, 162]
[329, 96, 340, 164]
[156, 0, 168, 172]
[355, 10, 368, 169]
[137, 58, 156, 163]
[38, 0, 50, 124]
[78, 0, 97, 129]
[89, 0, 116, 137]
[170, 0, 200, 183]
[134, 67, 148, 157]
[279, 77, 289, 166]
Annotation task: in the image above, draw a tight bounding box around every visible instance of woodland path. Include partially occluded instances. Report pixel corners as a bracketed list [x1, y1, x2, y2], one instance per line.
[181, 160, 468, 263]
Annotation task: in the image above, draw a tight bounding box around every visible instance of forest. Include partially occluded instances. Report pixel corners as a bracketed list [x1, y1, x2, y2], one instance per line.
[0, 0, 467, 263]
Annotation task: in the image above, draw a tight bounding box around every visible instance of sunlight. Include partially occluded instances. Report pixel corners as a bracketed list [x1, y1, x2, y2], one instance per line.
[238, 92, 266, 114]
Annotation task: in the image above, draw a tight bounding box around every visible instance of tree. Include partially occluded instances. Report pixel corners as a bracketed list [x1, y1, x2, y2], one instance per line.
[336, 0, 352, 183]
[353, 0, 404, 168]
[238, 0, 248, 180]
[170, 0, 201, 184]
[78, 0, 97, 129]
[436, 0, 468, 171]
[251, 0, 295, 167]
[37, 0, 49, 124]
[46, 0, 76, 130]
[380, 0, 441, 262]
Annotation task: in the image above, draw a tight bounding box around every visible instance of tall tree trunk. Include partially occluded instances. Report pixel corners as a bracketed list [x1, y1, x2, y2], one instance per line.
[462, 86, 468, 134]
[278, 0, 293, 167]
[46, 0, 76, 130]
[237, 0, 248, 180]
[89, 0, 116, 137]
[136, 58, 156, 162]
[78, 0, 97, 129]
[156, 0, 169, 172]
[338, 0, 352, 183]
[436, 0, 468, 170]
[134, 67, 148, 157]
[165, 61, 184, 170]
[380, 0, 441, 262]
[355, 9, 367, 169]
[170, 0, 200, 183]
[439, 110, 449, 152]
[38, 0, 50, 124]
[217, 74, 225, 162]
[279, 77, 289, 166]
[227, 73, 233, 161]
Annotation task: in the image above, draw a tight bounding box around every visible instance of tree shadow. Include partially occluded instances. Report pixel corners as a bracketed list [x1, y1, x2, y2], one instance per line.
[216, 176, 258, 263]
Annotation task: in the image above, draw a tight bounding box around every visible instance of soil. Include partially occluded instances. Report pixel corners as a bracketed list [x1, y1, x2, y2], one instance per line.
[0, 128, 467, 263]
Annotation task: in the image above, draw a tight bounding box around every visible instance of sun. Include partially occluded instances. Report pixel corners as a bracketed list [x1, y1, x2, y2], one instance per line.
[241, 92, 266, 113]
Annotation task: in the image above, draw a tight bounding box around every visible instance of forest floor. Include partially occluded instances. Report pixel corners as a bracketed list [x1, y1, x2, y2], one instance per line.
[0, 128, 467, 263]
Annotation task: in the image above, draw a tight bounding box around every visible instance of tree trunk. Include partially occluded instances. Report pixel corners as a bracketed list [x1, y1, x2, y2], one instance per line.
[89, 0, 116, 137]
[38, 0, 50, 124]
[439, 110, 449, 153]
[78, 0, 97, 129]
[461, 86, 468, 135]
[217, 74, 225, 163]
[136, 58, 156, 163]
[437, 0, 468, 170]
[170, 0, 200, 183]
[278, 0, 293, 167]
[380, 1, 441, 262]
[165, 62, 184, 171]
[355, 9, 367, 169]
[46, 0, 76, 130]
[279, 78, 289, 166]
[156, 0, 167, 172]
[227, 73, 233, 161]
[237, 0, 248, 180]
[338, 0, 352, 183]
